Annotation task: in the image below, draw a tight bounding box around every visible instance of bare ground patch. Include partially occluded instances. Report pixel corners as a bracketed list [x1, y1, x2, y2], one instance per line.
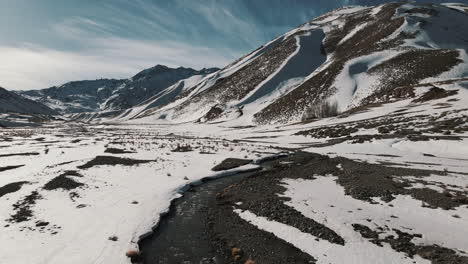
[104, 147, 136, 154]
[210, 152, 467, 263]
[43, 171, 84, 191]
[211, 158, 252, 171]
[77, 156, 156, 169]
[8, 191, 42, 223]
[353, 224, 468, 264]
[0, 181, 29, 198]
[413, 87, 458, 103]
[0, 152, 40, 158]
[0, 165, 25, 172]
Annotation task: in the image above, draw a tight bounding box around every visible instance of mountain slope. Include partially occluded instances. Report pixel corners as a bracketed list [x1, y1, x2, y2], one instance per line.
[114, 2, 467, 125]
[20, 65, 218, 114]
[0, 87, 57, 115]
[20, 79, 125, 114]
[102, 65, 218, 111]
[0, 87, 59, 127]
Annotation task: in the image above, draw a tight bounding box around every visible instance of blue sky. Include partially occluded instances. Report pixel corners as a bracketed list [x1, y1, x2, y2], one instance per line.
[1, 0, 467, 90]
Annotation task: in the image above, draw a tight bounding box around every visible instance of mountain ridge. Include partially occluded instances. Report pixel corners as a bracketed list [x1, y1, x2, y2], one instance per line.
[82, 2, 466, 126]
[5, 2, 468, 127]
[18, 65, 219, 114]
[0, 87, 57, 115]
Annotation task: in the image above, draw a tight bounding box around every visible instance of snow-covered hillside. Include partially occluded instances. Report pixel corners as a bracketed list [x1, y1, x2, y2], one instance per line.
[1, 3, 468, 264]
[19, 66, 218, 114]
[0, 87, 56, 116]
[15, 3, 467, 128]
[0, 87, 59, 127]
[1, 90, 467, 263]
[84, 2, 467, 126]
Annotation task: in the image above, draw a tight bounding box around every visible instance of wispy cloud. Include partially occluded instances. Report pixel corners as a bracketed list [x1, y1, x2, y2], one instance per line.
[0, 38, 236, 90]
[52, 17, 113, 39]
[1, 15, 239, 90]
[0, 0, 326, 91]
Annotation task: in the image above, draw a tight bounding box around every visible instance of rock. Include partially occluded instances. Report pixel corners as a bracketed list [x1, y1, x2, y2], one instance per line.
[125, 250, 141, 263]
[231, 247, 242, 257]
[35, 221, 49, 227]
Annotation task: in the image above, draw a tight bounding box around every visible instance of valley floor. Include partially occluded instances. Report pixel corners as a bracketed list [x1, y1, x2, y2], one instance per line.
[1, 94, 468, 264]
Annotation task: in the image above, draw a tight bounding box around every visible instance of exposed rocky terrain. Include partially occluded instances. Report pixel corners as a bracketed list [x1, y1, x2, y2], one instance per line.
[1, 2, 468, 264]
[70, 2, 466, 126]
[0, 87, 60, 127]
[19, 65, 218, 114]
[0, 87, 56, 115]
[3, 3, 467, 127]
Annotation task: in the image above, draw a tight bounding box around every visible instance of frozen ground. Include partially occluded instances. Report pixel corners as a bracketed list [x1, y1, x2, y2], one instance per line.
[1, 82, 467, 263]
[0, 124, 272, 264]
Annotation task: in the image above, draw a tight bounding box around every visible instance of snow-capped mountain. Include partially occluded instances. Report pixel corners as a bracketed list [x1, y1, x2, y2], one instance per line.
[102, 66, 219, 111]
[20, 79, 125, 114]
[2, 3, 468, 264]
[0, 87, 57, 115]
[0, 87, 59, 127]
[91, 2, 467, 125]
[19, 65, 218, 114]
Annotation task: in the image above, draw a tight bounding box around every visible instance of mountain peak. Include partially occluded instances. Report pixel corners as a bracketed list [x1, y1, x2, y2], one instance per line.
[19, 64, 219, 114]
[132, 64, 190, 81]
[0, 86, 57, 115]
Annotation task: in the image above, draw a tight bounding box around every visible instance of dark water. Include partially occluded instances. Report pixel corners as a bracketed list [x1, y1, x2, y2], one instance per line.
[138, 172, 254, 264]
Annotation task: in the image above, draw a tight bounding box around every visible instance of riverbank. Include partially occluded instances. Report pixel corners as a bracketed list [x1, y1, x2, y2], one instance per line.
[139, 151, 468, 264]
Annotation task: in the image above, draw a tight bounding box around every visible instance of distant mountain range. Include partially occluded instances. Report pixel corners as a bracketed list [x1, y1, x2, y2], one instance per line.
[18, 65, 218, 114]
[0, 87, 57, 115]
[1, 2, 467, 126]
[71, 2, 468, 125]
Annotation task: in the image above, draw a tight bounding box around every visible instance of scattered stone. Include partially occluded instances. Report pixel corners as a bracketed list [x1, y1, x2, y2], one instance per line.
[171, 144, 193, 152]
[35, 221, 49, 227]
[125, 250, 141, 263]
[9, 191, 42, 223]
[353, 224, 468, 264]
[231, 247, 242, 257]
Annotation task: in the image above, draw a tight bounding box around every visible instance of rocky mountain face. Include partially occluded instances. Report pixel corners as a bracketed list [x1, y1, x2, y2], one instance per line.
[7, 2, 468, 126]
[92, 2, 466, 125]
[0, 87, 59, 127]
[20, 79, 125, 114]
[0, 87, 57, 115]
[19, 65, 218, 114]
[102, 66, 219, 111]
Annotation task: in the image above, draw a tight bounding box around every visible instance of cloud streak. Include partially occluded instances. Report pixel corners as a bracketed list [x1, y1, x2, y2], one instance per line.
[4, 0, 446, 90]
[0, 38, 236, 90]
[1, 11, 244, 90]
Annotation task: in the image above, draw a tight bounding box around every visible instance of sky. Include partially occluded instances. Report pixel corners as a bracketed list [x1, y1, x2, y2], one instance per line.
[1, 0, 467, 90]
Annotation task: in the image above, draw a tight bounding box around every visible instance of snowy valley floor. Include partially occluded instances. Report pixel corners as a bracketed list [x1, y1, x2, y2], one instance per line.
[1, 95, 468, 264]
